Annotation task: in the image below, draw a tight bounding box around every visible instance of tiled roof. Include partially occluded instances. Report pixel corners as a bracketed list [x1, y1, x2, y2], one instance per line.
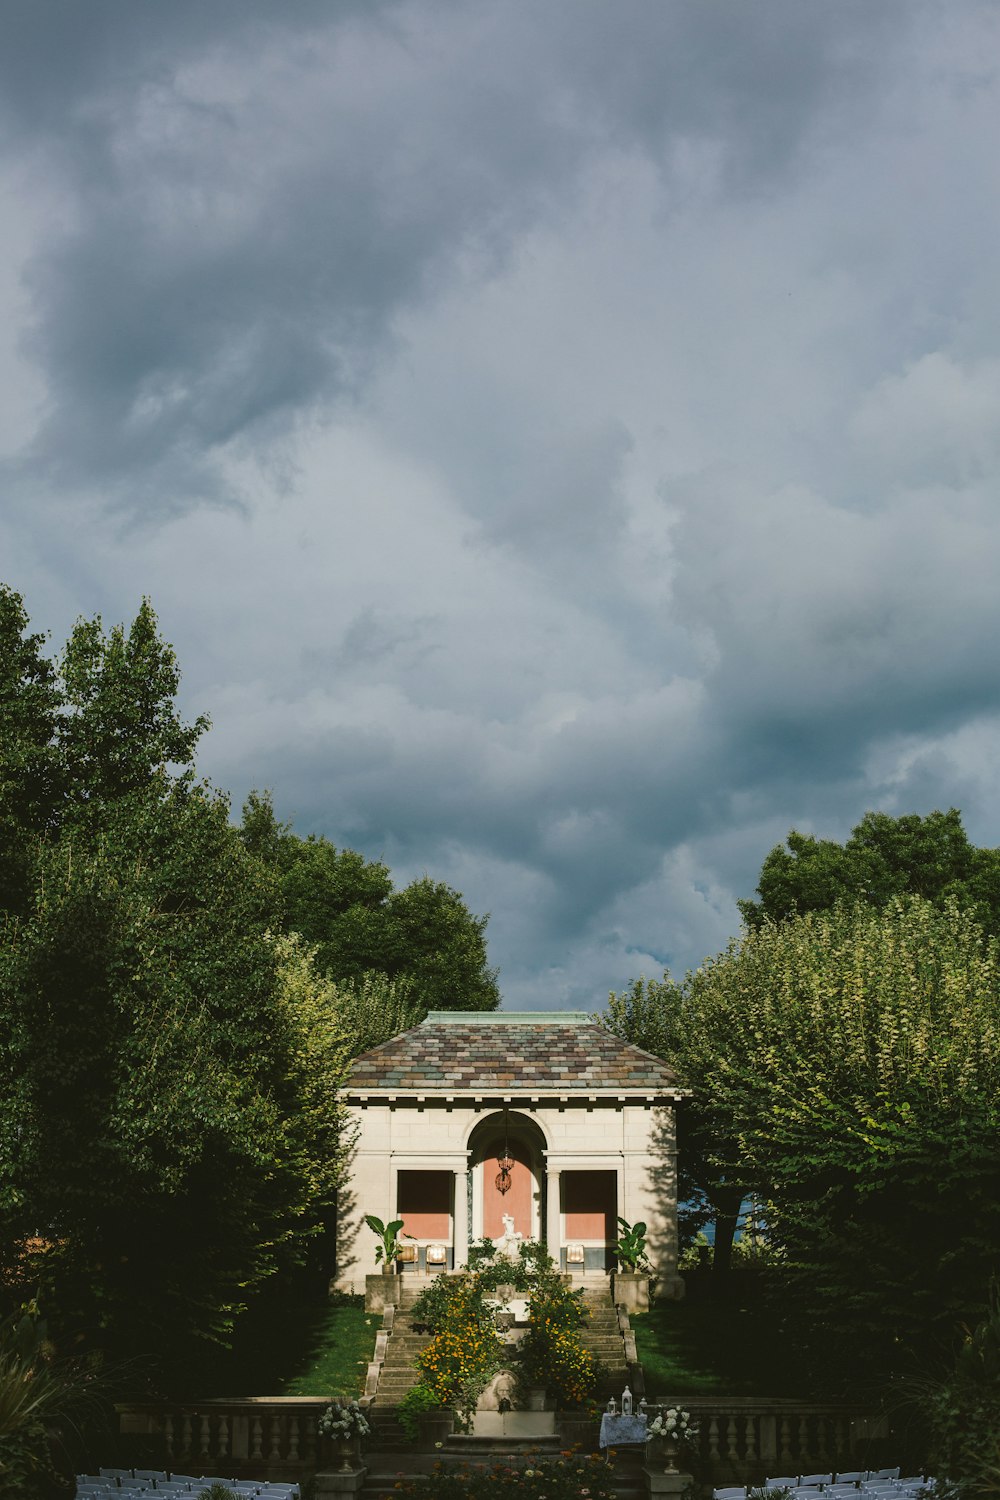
[347, 1011, 683, 1096]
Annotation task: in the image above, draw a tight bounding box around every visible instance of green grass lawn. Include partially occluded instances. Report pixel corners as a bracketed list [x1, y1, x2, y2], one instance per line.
[632, 1290, 809, 1399]
[194, 1284, 378, 1398]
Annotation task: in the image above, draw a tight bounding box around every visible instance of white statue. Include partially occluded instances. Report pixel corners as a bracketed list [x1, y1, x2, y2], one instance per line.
[493, 1212, 523, 1258]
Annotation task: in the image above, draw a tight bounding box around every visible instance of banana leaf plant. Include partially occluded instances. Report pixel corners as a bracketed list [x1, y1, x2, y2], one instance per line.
[364, 1214, 411, 1271]
[613, 1216, 651, 1272]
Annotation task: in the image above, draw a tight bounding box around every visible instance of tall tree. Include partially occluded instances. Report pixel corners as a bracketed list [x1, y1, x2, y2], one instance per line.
[58, 600, 209, 812]
[0, 587, 63, 915]
[605, 975, 751, 1277]
[240, 791, 499, 1014]
[611, 899, 1000, 1383]
[740, 808, 1000, 938]
[0, 592, 346, 1382]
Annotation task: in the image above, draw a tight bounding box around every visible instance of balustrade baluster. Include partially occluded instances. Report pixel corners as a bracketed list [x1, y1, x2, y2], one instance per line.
[268, 1412, 282, 1462]
[726, 1414, 740, 1464]
[834, 1415, 847, 1456]
[795, 1415, 807, 1467]
[200, 1413, 212, 1462]
[288, 1411, 300, 1463]
[302, 1411, 317, 1465]
[251, 1414, 263, 1462]
[708, 1414, 721, 1462]
[164, 1412, 175, 1463]
[745, 1412, 759, 1464]
[779, 1415, 793, 1468]
[181, 1413, 193, 1460]
[217, 1412, 230, 1460]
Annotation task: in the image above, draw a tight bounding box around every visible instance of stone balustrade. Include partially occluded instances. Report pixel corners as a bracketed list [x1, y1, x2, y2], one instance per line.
[645, 1398, 892, 1483]
[117, 1392, 896, 1487]
[116, 1397, 329, 1479]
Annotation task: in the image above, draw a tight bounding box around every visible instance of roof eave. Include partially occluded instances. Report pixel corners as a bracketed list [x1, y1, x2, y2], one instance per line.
[343, 1087, 690, 1105]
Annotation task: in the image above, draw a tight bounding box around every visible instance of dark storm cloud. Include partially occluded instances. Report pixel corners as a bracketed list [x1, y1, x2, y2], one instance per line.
[4, 0, 904, 510]
[6, 1, 1000, 1008]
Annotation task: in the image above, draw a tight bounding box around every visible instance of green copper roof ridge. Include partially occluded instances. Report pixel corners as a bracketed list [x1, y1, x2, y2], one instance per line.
[421, 1010, 593, 1025]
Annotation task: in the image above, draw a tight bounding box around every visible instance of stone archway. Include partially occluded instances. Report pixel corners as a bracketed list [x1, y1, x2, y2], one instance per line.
[467, 1111, 547, 1246]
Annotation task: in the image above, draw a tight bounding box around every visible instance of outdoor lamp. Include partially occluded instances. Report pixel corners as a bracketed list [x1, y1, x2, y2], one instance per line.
[426, 1244, 447, 1265]
[566, 1243, 585, 1264]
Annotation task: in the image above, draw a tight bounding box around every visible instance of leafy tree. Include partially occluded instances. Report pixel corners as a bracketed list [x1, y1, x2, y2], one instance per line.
[604, 975, 751, 1276]
[613, 899, 1000, 1383]
[0, 783, 352, 1377]
[740, 808, 1000, 938]
[58, 600, 209, 813]
[0, 588, 63, 916]
[240, 791, 499, 1014]
[0, 592, 346, 1381]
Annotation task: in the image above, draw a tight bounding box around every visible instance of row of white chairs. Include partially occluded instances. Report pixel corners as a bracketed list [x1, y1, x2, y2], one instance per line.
[714, 1475, 933, 1500]
[76, 1474, 299, 1500]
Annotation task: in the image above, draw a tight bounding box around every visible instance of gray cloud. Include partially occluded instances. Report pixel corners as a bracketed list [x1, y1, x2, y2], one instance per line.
[5, 0, 908, 510]
[3, 1, 1000, 1007]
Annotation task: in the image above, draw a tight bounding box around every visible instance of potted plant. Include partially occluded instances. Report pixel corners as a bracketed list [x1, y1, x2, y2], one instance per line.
[646, 1405, 698, 1474]
[365, 1213, 411, 1269]
[612, 1217, 652, 1311]
[363, 1214, 411, 1311]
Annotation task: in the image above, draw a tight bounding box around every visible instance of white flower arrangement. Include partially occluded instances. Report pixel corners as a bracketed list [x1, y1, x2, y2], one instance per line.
[647, 1406, 698, 1443]
[318, 1399, 372, 1442]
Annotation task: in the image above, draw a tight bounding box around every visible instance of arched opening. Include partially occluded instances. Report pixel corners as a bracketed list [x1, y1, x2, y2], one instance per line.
[467, 1111, 547, 1246]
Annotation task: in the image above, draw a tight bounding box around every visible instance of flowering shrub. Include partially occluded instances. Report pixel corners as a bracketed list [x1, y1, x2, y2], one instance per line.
[517, 1276, 597, 1407]
[318, 1398, 372, 1441]
[406, 1244, 599, 1425]
[414, 1277, 507, 1429]
[647, 1405, 698, 1445]
[391, 1451, 616, 1498]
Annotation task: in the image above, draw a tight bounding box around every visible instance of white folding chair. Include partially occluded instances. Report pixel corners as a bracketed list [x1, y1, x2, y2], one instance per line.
[835, 1477, 865, 1487]
[715, 1489, 747, 1499]
[767, 1480, 799, 1491]
[873, 1473, 901, 1483]
[800, 1477, 833, 1490]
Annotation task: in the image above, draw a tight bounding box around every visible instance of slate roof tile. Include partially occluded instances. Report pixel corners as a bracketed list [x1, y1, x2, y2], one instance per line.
[348, 1015, 681, 1094]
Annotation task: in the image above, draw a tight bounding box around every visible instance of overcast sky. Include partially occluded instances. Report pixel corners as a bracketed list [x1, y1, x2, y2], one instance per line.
[3, 1, 1000, 1009]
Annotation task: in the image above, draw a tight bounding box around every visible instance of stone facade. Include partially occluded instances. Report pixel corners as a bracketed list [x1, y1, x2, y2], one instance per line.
[335, 1011, 686, 1296]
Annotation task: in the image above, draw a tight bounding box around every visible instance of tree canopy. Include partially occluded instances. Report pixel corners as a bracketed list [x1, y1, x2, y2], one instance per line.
[240, 790, 500, 1014]
[0, 585, 491, 1382]
[606, 898, 1000, 1384]
[740, 807, 1000, 938]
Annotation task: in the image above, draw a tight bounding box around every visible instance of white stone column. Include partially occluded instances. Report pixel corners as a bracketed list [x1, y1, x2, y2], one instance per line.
[546, 1167, 561, 1261]
[453, 1167, 469, 1269]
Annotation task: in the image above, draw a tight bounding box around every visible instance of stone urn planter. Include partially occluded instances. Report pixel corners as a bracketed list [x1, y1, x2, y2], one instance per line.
[332, 1436, 363, 1473]
[655, 1436, 681, 1474]
[612, 1270, 650, 1312]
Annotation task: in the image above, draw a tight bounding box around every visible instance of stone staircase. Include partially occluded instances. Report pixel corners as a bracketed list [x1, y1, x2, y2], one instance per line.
[578, 1284, 632, 1398]
[358, 1282, 645, 1497]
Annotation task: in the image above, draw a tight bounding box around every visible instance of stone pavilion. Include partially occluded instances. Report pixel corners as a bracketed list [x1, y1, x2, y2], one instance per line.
[335, 1010, 686, 1297]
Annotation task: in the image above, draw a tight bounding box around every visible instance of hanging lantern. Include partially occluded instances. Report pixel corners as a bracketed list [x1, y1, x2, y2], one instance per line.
[496, 1107, 514, 1194]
